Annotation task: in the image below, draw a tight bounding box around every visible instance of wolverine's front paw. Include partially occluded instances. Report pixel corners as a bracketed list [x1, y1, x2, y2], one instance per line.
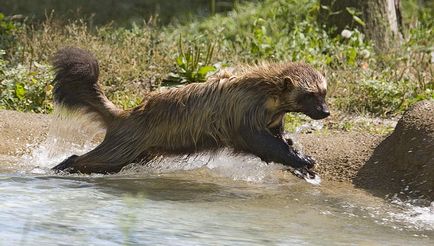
[52, 155, 79, 173]
[289, 154, 318, 181]
[302, 155, 316, 169]
[290, 149, 316, 169]
[291, 157, 315, 169]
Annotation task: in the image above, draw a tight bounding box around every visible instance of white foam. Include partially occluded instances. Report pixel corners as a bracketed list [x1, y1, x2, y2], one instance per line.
[304, 173, 321, 185]
[124, 149, 286, 183]
[295, 120, 324, 134]
[205, 150, 285, 183]
[388, 198, 434, 231]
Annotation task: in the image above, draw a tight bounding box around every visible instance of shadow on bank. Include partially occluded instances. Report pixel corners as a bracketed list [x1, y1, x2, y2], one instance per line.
[354, 100, 434, 202]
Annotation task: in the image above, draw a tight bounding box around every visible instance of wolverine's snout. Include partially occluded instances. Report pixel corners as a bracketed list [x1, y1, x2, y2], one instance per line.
[303, 101, 330, 120]
[316, 103, 330, 119]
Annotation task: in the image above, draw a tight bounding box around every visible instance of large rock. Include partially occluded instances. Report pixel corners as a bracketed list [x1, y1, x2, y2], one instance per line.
[355, 100, 434, 200]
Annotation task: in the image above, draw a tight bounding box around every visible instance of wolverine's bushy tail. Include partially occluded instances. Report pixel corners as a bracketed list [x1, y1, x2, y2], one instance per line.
[52, 47, 122, 127]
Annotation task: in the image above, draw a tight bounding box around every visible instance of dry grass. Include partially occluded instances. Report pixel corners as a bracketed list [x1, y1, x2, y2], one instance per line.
[8, 18, 175, 109]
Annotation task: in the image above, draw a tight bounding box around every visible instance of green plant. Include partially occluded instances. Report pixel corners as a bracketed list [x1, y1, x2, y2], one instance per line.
[283, 114, 317, 132]
[345, 7, 366, 26]
[165, 36, 216, 85]
[0, 13, 18, 50]
[0, 50, 53, 113]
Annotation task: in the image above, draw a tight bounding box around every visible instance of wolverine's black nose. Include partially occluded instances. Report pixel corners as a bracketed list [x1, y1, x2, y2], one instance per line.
[303, 102, 330, 120]
[321, 109, 330, 118]
[312, 110, 329, 119]
[308, 104, 330, 120]
[308, 111, 330, 120]
[316, 104, 330, 119]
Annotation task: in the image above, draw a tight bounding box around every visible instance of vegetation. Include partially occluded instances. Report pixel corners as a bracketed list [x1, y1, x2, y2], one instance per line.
[164, 37, 216, 85]
[0, 0, 433, 121]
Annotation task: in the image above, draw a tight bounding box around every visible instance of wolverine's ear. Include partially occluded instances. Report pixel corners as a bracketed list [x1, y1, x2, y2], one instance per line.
[283, 77, 294, 91]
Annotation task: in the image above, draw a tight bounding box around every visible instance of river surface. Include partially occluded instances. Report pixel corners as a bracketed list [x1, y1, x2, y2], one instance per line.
[0, 117, 433, 245]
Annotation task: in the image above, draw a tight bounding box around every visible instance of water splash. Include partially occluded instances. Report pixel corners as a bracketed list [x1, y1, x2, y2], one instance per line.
[293, 168, 321, 185]
[21, 109, 103, 170]
[295, 120, 324, 134]
[282, 120, 324, 154]
[387, 198, 434, 231]
[123, 149, 286, 183]
[204, 150, 285, 183]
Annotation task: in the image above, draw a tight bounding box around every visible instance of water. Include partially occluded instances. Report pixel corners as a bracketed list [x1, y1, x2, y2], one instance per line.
[0, 115, 433, 245]
[1, 172, 433, 245]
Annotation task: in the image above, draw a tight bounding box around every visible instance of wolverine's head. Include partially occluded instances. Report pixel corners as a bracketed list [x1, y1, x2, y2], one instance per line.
[242, 62, 330, 128]
[279, 63, 330, 120]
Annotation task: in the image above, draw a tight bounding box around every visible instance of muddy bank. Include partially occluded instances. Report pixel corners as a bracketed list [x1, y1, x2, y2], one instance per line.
[0, 101, 432, 200]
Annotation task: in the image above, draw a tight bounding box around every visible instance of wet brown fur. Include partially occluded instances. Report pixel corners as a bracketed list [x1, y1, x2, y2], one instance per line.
[52, 47, 328, 174]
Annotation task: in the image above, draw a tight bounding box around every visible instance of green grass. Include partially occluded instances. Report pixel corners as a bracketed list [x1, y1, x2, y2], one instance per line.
[0, 0, 433, 118]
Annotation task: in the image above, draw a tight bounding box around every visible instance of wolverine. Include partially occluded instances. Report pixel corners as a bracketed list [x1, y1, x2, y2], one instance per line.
[52, 47, 330, 175]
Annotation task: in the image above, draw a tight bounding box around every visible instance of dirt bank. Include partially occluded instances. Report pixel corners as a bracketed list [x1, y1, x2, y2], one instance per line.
[0, 110, 50, 156]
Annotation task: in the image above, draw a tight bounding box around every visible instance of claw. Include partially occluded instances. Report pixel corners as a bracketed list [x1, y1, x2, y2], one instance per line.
[291, 167, 320, 184]
[303, 155, 316, 169]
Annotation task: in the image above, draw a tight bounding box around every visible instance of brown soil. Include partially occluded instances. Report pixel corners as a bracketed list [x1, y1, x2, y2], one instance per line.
[298, 132, 383, 182]
[0, 101, 432, 199]
[0, 110, 49, 156]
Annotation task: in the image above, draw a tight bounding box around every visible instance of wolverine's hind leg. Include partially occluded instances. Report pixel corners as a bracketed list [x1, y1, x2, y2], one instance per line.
[53, 154, 79, 172]
[52, 128, 150, 174]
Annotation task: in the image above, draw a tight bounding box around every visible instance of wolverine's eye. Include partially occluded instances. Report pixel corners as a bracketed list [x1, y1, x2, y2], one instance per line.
[306, 92, 316, 98]
[297, 92, 316, 103]
[303, 92, 316, 100]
